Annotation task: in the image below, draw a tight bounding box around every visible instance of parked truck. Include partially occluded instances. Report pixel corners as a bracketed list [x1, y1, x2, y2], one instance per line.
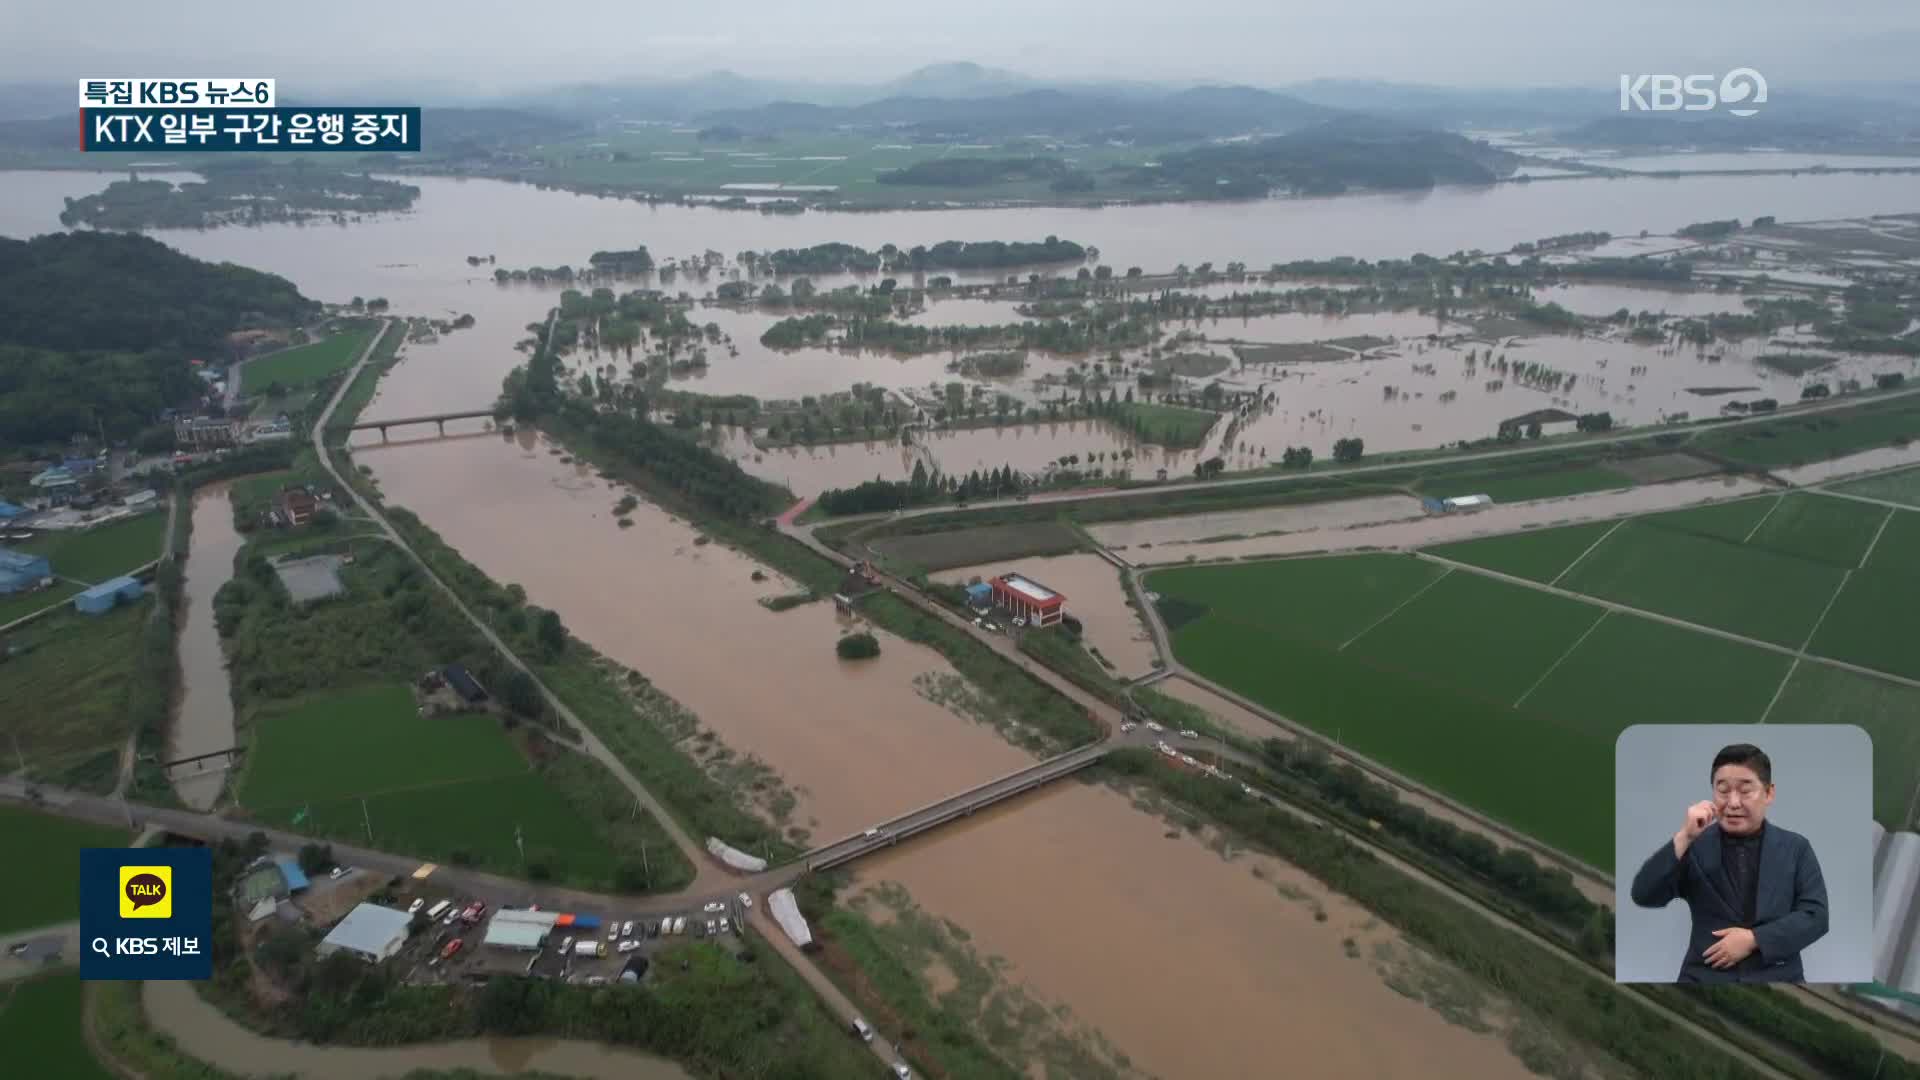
[573, 940, 606, 958]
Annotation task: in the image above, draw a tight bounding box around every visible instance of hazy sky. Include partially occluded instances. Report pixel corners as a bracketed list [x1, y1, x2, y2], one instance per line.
[9, 0, 1919, 95]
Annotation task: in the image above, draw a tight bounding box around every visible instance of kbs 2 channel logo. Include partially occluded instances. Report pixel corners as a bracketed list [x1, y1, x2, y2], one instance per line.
[119, 865, 172, 919]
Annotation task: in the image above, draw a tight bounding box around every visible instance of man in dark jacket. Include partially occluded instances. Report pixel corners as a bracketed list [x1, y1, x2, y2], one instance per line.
[1630, 743, 1829, 983]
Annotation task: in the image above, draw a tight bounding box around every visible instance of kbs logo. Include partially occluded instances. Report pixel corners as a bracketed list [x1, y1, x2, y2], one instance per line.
[1619, 69, 1768, 117]
[119, 865, 172, 919]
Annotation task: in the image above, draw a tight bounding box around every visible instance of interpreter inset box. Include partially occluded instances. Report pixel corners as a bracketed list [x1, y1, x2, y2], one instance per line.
[1614, 724, 1872, 984]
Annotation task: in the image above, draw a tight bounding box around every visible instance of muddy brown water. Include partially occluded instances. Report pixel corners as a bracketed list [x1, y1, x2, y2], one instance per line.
[1129, 475, 1774, 564]
[1087, 493, 1426, 550]
[862, 781, 1541, 1080]
[932, 552, 1160, 678]
[362, 434, 1550, 1077]
[142, 980, 690, 1080]
[170, 483, 243, 810]
[359, 430, 1034, 842]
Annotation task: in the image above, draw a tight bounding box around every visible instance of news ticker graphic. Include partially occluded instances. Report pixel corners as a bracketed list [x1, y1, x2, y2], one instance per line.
[79, 847, 213, 980]
[77, 78, 420, 152]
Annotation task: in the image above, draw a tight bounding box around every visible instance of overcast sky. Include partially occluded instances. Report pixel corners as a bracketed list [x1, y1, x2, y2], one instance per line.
[8, 1, 1919, 95]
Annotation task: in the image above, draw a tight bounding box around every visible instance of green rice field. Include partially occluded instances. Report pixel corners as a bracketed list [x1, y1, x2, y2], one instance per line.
[1741, 493, 1890, 568]
[240, 324, 375, 393]
[1700, 393, 1920, 467]
[238, 684, 608, 874]
[0, 805, 131, 934]
[0, 973, 112, 1080]
[1808, 570, 1920, 680]
[0, 605, 147, 791]
[1424, 520, 1619, 583]
[14, 511, 167, 584]
[1829, 465, 1920, 508]
[1150, 547, 1920, 865]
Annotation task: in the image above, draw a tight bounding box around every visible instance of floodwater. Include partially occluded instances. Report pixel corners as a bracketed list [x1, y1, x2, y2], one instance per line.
[1087, 493, 1426, 550]
[932, 552, 1160, 677]
[1129, 475, 1773, 564]
[1533, 282, 1758, 317]
[1601, 152, 1920, 173]
[863, 780, 1539, 1080]
[360, 431, 1542, 1077]
[357, 429, 1035, 841]
[170, 483, 242, 810]
[1776, 443, 1920, 486]
[710, 418, 1203, 497]
[142, 980, 690, 1080]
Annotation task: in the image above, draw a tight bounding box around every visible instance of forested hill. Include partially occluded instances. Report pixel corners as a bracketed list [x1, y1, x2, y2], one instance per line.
[0, 231, 315, 354]
[1136, 117, 1518, 198]
[0, 232, 317, 452]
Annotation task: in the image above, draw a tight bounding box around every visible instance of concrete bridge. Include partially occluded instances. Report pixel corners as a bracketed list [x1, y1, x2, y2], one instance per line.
[802, 739, 1115, 872]
[336, 409, 498, 441]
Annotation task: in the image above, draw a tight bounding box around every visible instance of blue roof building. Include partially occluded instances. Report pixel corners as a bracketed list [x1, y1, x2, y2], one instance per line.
[964, 581, 994, 607]
[272, 855, 311, 893]
[0, 550, 52, 594]
[0, 501, 26, 520]
[73, 575, 144, 615]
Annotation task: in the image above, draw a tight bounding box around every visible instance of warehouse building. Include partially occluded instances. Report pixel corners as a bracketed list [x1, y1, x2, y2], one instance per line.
[73, 575, 144, 615]
[481, 908, 560, 951]
[317, 903, 412, 963]
[989, 573, 1066, 627]
[0, 550, 52, 594]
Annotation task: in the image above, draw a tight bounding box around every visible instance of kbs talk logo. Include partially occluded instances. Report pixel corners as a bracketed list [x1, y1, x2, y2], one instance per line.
[119, 865, 172, 919]
[1619, 69, 1768, 117]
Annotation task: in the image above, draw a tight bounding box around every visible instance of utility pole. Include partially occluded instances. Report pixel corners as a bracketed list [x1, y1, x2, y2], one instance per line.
[640, 840, 650, 883]
[8, 731, 22, 773]
[515, 823, 525, 867]
[361, 798, 372, 842]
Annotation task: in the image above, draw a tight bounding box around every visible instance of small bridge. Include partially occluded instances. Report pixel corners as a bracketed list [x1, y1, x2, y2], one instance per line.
[803, 740, 1111, 872]
[337, 409, 498, 441]
[161, 746, 244, 777]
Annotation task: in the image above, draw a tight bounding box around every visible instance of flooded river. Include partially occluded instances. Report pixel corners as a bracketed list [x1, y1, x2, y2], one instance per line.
[359, 432, 1551, 1077]
[169, 483, 242, 810]
[142, 980, 690, 1080]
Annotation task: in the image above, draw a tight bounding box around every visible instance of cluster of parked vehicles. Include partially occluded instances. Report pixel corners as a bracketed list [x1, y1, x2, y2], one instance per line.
[559, 895, 751, 959]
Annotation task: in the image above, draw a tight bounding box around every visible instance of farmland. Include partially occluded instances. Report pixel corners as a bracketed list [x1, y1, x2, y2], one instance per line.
[0, 805, 131, 934]
[236, 684, 685, 889]
[0, 605, 147, 793]
[1112, 401, 1218, 449]
[1149, 541, 1919, 864]
[0, 974, 111, 1080]
[868, 521, 1083, 573]
[14, 511, 167, 584]
[1423, 520, 1619, 583]
[239, 323, 376, 393]
[1699, 392, 1920, 467]
[1830, 465, 1920, 508]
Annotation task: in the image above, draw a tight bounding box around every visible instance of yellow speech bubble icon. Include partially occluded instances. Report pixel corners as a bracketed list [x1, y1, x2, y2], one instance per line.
[119, 865, 172, 919]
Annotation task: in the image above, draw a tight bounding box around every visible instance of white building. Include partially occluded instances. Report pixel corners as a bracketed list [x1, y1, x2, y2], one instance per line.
[317, 903, 412, 962]
[480, 908, 559, 951]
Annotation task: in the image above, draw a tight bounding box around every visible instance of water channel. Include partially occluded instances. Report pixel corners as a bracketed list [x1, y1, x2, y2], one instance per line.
[168, 483, 242, 810]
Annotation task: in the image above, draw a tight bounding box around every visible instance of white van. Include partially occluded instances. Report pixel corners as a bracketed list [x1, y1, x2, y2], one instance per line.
[851, 1017, 875, 1042]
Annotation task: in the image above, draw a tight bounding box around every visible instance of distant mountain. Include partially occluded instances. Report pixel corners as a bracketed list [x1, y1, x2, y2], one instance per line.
[695, 86, 1336, 143]
[878, 62, 1038, 99]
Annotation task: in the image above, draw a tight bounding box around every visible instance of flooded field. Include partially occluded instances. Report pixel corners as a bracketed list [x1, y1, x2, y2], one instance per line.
[1087, 493, 1426, 550]
[1128, 475, 1773, 564]
[1533, 281, 1759, 317]
[932, 552, 1159, 677]
[358, 429, 1033, 841]
[170, 484, 242, 810]
[1776, 443, 1920, 486]
[863, 780, 1544, 1080]
[143, 981, 690, 1080]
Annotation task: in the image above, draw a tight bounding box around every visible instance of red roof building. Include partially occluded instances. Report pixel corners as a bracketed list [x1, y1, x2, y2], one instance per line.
[989, 573, 1066, 627]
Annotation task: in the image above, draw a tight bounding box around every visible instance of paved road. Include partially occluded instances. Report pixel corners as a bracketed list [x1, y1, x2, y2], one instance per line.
[313, 321, 725, 895]
[0, 921, 78, 983]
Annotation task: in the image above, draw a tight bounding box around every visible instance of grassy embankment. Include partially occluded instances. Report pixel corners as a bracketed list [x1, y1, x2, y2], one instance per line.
[239, 322, 377, 395]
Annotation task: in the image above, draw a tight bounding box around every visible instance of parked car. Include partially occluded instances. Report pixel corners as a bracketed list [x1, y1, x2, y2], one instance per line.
[1120, 722, 1136, 733]
[719, 917, 730, 934]
[703, 901, 726, 914]
[737, 891, 753, 908]
[621, 920, 634, 937]
[1180, 728, 1199, 738]
[693, 921, 707, 938]
[441, 938, 463, 961]
[646, 919, 660, 938]
[561, 935, 574, 953]
[863, 827, 880, 838]
[408, 898, 425, 915]
[617, 940, 639, 953]
[892, 1065, 913, 1079]
[607, 926, 620, 942]
[328, 866, 348, 880]
[852, 1017, 875, 1042]
[1145, 721, 1164, 733]
[1012, 616, 1026, 628]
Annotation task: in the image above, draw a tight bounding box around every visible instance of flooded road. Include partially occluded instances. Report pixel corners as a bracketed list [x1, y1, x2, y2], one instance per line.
[932, 552, 1160, 677]
[170, 483, 242, 810]
[1776, 443, 1920, 486]
[1130, 475, 1772, 564]
[1087, 493, 1426, 550]
[142, 980, 690, 1080]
